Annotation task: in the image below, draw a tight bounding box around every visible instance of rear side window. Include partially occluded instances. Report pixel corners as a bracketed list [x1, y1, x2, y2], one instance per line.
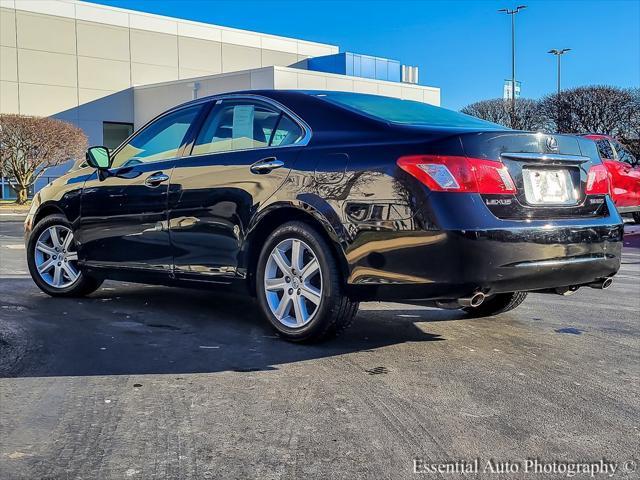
[192, 100, 301, 155]
[595, 139, 615, 160]
[612, 141, 637, 165]
[313, 91, 505, 129]
[111, 105, 201, 168]
[270, 115, 303, 146]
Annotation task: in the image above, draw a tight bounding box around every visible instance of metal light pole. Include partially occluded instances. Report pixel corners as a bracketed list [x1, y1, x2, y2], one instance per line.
[498, 5, 527, 116]
[548, 48, 571, 95]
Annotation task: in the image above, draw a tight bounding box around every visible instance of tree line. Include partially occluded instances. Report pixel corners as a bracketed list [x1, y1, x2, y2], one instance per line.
[461, 85, 640, 157]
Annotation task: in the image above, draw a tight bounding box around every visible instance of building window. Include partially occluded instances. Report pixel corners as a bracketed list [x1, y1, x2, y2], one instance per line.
[0, 178, 33, 200]
[103, 122, 134, 150]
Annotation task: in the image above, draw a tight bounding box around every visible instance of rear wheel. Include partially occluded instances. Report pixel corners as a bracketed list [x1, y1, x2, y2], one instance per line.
[256, 221, 358, 342]
[27, 214, 102, 297]
[462, 291, 527, 318]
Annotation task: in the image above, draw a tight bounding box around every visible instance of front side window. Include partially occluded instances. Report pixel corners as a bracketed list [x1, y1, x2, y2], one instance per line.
[612, 140, 637, 166]
[111, 105, 201, 168]
[595, 139, 615, 160]
[191, 100, 302, 155]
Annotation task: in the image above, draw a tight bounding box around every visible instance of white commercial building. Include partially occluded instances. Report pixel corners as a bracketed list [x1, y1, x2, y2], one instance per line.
[0, 0, 441, 198]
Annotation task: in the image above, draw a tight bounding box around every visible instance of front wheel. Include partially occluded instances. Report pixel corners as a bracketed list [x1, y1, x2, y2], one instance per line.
[256, 221, 358, 342]
[462, 291, 528, 318]
[27, 214, 102, 297]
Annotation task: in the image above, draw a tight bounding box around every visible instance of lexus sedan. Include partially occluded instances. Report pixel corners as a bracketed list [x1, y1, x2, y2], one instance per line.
[25, 90, 623, 342]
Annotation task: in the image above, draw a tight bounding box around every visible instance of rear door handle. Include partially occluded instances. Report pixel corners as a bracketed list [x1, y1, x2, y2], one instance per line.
[145, 172, 169, 187]
[250, 157, 284, 174]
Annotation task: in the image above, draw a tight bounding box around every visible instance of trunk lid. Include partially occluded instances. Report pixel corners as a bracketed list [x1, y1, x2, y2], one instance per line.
[459, 131, 607, 219]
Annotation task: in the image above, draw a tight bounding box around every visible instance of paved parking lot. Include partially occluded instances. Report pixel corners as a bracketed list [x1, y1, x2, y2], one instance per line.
[1, 214, 639, 479]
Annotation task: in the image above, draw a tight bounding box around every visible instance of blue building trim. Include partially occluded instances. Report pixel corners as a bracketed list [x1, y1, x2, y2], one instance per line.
[308, 52, 402, 83]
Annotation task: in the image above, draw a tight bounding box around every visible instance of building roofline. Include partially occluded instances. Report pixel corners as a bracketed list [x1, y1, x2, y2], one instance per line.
[4, 0, 339, 54]
[131, 65, 441, 93]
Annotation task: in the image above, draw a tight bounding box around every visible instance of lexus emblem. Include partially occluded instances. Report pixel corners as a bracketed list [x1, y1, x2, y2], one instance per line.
[546, 136, 559, 153]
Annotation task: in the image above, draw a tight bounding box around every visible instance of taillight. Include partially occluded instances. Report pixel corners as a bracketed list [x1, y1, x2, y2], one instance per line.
[585, 164, 610, 195]
[397, 155, 516, 194]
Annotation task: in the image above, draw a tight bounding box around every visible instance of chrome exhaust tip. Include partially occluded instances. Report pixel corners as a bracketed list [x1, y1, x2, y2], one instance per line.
[458, 292, 486, 308]
[588, 277, 613, 290]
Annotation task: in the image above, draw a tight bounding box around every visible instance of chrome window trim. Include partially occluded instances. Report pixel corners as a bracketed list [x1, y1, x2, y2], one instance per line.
[107, 93, 312, 170]
[500, 152, 591, 163]
[181, 94, 312, 160]
[217, 94, 312, 145]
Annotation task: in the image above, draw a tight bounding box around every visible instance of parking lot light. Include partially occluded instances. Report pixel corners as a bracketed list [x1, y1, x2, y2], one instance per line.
[548, 48, 572, 95]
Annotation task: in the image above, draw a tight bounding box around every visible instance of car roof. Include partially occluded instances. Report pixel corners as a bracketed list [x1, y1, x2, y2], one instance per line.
[167, 89, 506, 138]
[173, 89, 326, 109]
[582, 134, 614, 141]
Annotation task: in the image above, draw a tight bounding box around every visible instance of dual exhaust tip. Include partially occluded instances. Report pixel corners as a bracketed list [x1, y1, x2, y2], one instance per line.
[458, 276, 614, 305]
[587, 276, 613, 290]
[555, 276, 614, 295]
[441, 277, 613, 308]
[457, 292, 486, 308]
[434, 292, 486, 310]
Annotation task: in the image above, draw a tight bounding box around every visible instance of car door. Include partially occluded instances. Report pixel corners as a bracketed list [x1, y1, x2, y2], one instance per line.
[77, 104, 204, 274]
[595, 138, 629, 207]
[611, 140, 640, 208]
[167, 97, 307, 280]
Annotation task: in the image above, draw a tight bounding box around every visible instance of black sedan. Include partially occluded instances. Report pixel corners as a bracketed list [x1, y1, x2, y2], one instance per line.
[24, 90, 623, 342]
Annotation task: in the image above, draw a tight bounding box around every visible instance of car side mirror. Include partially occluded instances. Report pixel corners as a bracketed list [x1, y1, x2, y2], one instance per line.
[86, 146, 111, 170]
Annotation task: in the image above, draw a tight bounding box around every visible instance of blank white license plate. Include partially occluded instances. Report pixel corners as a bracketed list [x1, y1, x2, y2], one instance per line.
[522, 168, 578, 205]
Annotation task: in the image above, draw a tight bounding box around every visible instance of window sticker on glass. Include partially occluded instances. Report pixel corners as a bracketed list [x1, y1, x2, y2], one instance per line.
[232, 105, 254, 149]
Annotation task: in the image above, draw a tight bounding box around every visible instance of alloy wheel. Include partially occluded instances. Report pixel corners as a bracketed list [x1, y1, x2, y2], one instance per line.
[34, 225, 81, 289]
[263, 238, 323, 328]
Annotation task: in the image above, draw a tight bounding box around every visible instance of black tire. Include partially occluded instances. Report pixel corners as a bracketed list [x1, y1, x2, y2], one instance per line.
[27, 214, 103, 297]
[633, 212, 640, 224]
[256, 221, 358, 342]
[462, 291, 528, 318]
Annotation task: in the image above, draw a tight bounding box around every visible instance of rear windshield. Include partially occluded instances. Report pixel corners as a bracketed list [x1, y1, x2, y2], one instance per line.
[313, 91, 505, 130]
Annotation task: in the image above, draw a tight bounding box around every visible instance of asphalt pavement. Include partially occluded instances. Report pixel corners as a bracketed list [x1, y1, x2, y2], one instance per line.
[1, 214, 638, 479]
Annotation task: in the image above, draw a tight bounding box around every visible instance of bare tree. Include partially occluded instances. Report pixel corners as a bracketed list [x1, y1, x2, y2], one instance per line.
[461, 98, 548, 131]
[619, 88, 640, 158]
[0, 115, 87, 204]
[539, 85, 637, 136]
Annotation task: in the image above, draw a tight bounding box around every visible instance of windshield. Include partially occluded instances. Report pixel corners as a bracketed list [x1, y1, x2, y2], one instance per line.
[312, 91, 506, 130]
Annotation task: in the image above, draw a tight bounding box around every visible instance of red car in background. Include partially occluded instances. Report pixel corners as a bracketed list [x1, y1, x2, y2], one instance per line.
[584, 134, 640, 223]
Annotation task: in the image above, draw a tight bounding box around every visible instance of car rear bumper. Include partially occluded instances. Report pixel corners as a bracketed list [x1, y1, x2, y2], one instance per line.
[616, 205, 640, 214]
[344, 196, 624, 302]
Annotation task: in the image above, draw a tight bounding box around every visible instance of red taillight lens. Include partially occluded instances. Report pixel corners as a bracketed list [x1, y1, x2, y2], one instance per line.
[585, 164, 610, 195]
[397, 155, 516, 194]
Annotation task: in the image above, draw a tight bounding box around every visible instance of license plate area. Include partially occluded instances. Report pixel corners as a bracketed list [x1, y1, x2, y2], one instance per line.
[522, 168, 578, 205]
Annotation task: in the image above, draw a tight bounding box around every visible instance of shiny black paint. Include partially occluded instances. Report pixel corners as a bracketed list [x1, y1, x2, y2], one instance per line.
[168, 145, 299, 279]
[25, 90, 624, 302]
[77, 160, 176, 272]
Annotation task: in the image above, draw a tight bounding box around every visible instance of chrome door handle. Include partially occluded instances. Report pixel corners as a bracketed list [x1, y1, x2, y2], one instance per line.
[145, 172, 169, 187]
[250, 157, 284, 174]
